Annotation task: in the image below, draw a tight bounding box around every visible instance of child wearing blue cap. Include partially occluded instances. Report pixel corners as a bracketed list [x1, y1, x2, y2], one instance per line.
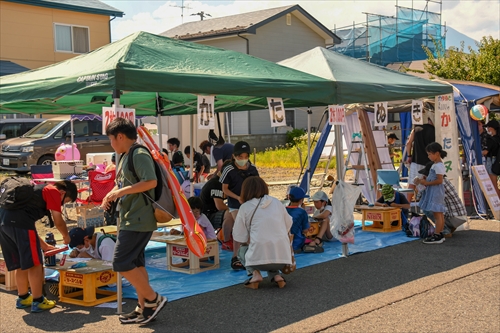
[285, 187, 310, 253]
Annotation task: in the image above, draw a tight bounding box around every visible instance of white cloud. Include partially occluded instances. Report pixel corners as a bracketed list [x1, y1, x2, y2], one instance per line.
[107, 0, 499, 42]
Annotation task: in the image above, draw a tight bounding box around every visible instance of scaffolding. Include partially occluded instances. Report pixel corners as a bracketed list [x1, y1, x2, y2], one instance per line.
[332, 0, 445, 66]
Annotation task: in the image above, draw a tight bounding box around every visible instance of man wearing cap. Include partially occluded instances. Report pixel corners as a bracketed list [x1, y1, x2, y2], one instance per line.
[387, 132, 399, 163]
[483, 119, 500, 197]
[285, 187, 310, 253]
[417, 162, 467, 236]
[375, 184, 410, 227]
[68, 226, 116, 261]
[220, 141, 259, 270]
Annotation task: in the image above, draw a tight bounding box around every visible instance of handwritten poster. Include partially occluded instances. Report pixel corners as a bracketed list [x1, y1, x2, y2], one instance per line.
[411, 100, 424, 125]
[267, 98, 286, 127]
[374, 102, 388, 127]
[197, 95, 215, 130]
[328, 105, 346, 125]
[102, 106, 136, 133]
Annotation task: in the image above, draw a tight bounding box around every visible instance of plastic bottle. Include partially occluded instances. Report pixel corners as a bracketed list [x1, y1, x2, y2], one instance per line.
[44, 233, 57, 266]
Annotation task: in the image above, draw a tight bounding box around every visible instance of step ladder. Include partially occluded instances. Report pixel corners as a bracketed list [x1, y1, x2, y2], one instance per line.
[310, 128, 337, 191]
[344, 132, 375, 204]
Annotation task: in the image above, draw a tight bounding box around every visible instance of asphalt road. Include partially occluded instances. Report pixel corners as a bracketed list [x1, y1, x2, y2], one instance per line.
[1, 219, 498, 333]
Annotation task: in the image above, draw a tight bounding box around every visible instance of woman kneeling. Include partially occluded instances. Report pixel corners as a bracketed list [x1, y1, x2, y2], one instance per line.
[233, 176, 292, 289]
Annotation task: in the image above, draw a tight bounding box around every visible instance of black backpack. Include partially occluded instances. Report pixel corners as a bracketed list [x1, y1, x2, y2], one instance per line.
[490, 136, 500, 175]
[0, 177, 34, 210]
[96, 232, 117, 258]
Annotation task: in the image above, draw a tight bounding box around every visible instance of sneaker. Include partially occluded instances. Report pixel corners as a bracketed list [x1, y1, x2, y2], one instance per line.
[119, 304, 143, 324]
[138, 293, 167, 324]
[31, 297, 56, 313]
[423, 233, 445, 244]
[16, 294, 32, 309]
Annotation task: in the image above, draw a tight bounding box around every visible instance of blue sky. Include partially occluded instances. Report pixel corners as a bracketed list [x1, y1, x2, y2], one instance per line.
[102, 0, 499, 45]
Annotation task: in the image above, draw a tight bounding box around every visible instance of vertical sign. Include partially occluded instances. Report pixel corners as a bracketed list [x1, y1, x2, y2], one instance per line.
[102, 106, 136, 133]
[374, 102, 388, 127]
[411, 100, 424, 125]
[267, 98, 286, 127]
[471, 165, 500, 220]
[197, 95, 215, 130]
[328, 105, 346, 125]
[435, 94, 460, 192]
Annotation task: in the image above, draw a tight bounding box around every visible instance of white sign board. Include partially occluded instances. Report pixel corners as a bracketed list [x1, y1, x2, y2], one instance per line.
[267, 97, 286, 127]
[102, 106, 136, 133]
[435, 94, 461, 193]
[328, 105, 346, 125]
[197, 95, 215, 130]
[411, 100, 424, 125]
[471, 165, 500, 220]
[374, 102, 388, 127]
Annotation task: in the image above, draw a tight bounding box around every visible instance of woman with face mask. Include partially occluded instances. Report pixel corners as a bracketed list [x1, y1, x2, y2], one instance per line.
[220, 141, 259, 270]
[68, 226, 116, 262]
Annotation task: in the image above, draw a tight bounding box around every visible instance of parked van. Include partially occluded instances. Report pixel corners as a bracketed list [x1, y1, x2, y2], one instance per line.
[0, 118, 45, 143]
[0, 116, 112, 172]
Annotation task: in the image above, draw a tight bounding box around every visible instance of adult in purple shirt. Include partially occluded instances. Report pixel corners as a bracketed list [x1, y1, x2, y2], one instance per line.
[210, 137, 234, 177]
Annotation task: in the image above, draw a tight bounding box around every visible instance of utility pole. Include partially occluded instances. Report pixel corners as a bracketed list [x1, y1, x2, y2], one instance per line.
[170, 0, 192, 23]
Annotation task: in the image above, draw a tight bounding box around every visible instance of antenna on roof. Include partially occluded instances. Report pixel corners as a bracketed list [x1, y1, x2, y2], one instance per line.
[191, 11, 212, 21]
[170, 0, 192, 23]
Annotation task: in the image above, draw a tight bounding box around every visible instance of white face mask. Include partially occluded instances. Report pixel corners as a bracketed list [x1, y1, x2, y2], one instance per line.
[235, 159, 248, 167]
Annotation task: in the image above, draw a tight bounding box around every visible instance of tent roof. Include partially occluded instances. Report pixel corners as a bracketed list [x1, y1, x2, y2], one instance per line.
[278, 47, 453, 104]
[0, 31, 338, 116]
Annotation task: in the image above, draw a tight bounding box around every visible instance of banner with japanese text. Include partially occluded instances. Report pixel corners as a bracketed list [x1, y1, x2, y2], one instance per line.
[435, 94, 460, 192]
[267, 98, 287, 127]
[197, 95, 215, 130]
[411, 100, 424, 125]
[374, 102, 388, 127]
[102, 106, 136, 133]
[328, 105, 346, 125]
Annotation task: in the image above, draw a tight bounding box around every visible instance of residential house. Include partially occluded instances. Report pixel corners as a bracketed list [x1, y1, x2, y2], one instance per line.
[159, 4, 340, 148]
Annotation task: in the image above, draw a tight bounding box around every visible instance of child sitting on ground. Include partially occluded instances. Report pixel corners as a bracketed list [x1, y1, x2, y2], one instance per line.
[187, 197, 217, 240]
[285, 187, 310, 254]
[304, 191, 333, 252]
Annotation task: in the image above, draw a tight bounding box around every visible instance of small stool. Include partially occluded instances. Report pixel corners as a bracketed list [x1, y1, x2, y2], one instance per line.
[55, 259, 117, 307]
[0, 254, 16, 291]
[166, 239, 219, 274]
[358, 206, 402, 233]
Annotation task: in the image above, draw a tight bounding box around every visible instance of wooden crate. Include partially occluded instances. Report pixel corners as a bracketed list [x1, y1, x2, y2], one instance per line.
[55, 259, 117, 307]
[166, 239, 219, 274]
[356, 205, 402, 233]
[0, 255, 16, 291]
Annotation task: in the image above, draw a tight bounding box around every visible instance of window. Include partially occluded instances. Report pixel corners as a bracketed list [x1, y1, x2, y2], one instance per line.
[55, 24, 89, 53]
[285, 109, 295, 128]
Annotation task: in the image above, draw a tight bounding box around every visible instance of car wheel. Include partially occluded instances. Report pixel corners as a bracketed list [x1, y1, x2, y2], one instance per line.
[38, 156, 55, 165]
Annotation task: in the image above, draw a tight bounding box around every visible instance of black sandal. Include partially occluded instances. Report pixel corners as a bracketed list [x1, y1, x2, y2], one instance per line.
[231, 256, 245, 270]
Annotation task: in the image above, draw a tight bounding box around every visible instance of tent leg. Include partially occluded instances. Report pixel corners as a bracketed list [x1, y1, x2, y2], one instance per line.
[341, 243, 349, 257]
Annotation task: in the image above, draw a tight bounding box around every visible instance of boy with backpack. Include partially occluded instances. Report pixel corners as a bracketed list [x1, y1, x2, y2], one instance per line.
[68, 226, 116, 261]
[167, 137, 184, 167]
[0, 178, 77, 312]
[102, 118, 167, 324]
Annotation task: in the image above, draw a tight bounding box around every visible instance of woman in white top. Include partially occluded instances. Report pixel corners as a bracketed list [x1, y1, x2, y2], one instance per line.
[304, 191, 333, 253]
[233, 176, 292, 289]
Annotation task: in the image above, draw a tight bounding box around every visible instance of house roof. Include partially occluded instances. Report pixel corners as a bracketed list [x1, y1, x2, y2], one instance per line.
[0, 60, 30, 76]
[5, 0, 123, 17]
[160, 4, 340, 44]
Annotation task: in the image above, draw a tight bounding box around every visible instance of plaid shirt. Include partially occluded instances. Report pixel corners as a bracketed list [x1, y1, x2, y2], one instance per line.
[444, 178, 467, 219]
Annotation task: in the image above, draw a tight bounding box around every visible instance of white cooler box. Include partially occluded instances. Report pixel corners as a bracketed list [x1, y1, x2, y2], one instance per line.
[52, 160, 84, 179]
[86, 152, 114, 166]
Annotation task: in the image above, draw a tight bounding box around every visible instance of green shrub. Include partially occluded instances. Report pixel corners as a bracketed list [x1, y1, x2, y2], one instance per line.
[286, 128, 306, 146]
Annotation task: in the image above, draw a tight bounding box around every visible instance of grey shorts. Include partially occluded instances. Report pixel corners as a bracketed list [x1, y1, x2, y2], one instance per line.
[485, 157, 496, 175]
[112, 230, 152, 272]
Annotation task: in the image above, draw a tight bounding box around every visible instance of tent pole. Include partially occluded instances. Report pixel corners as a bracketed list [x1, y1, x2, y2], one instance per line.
[307, 109, 311, 196]
[225, 112, 231, 143]
[190, 114, 194, 196]
[70, 117, 75, 161]
[335, 124, 344, 181]
[156, 93, 164, 151]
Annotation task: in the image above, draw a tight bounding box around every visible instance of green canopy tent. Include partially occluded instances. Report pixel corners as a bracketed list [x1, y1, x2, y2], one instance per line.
[0, 31, 337, 116]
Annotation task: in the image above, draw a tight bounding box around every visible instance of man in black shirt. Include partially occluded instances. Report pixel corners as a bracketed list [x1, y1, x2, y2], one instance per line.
[184, 146, 205, 182]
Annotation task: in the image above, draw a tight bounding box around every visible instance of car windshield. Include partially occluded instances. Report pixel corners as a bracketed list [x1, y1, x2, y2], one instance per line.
[23, 120, 65, 138]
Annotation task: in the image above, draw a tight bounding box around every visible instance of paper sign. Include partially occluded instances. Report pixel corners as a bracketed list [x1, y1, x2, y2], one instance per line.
[197, 95, 215, 130]
[374, 102, 388, 127]
[102, 106, 136, 133]
[267, 97, 286, 127]
[471, 165, 500, 220]
[328, 105, 346, 125]
[411, 100, 424, 125]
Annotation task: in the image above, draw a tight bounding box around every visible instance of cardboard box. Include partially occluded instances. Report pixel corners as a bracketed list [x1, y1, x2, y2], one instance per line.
[76, 204, 104, 228]
[52, 160, 83, 179]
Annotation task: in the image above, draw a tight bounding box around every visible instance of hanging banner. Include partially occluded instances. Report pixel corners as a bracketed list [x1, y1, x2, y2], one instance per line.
[328, 105, 346, 125]
[435, 94, 460, 192]
[374, 102, 388, 127]
[267, 97, 286, 127]
[102, 106, 136, 133]
[197, 95, 215, 130]
[411, 100, 424, 125]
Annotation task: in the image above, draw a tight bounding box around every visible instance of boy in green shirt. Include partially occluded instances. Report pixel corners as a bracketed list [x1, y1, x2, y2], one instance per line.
[102, 118, 167, 324]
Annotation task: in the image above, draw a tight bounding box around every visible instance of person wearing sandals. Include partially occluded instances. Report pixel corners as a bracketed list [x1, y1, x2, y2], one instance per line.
[304, 191, 333, 252]
[285, 187, 310, 254]
[233, 176, 292, 289]
[220, 141, 259, 270]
